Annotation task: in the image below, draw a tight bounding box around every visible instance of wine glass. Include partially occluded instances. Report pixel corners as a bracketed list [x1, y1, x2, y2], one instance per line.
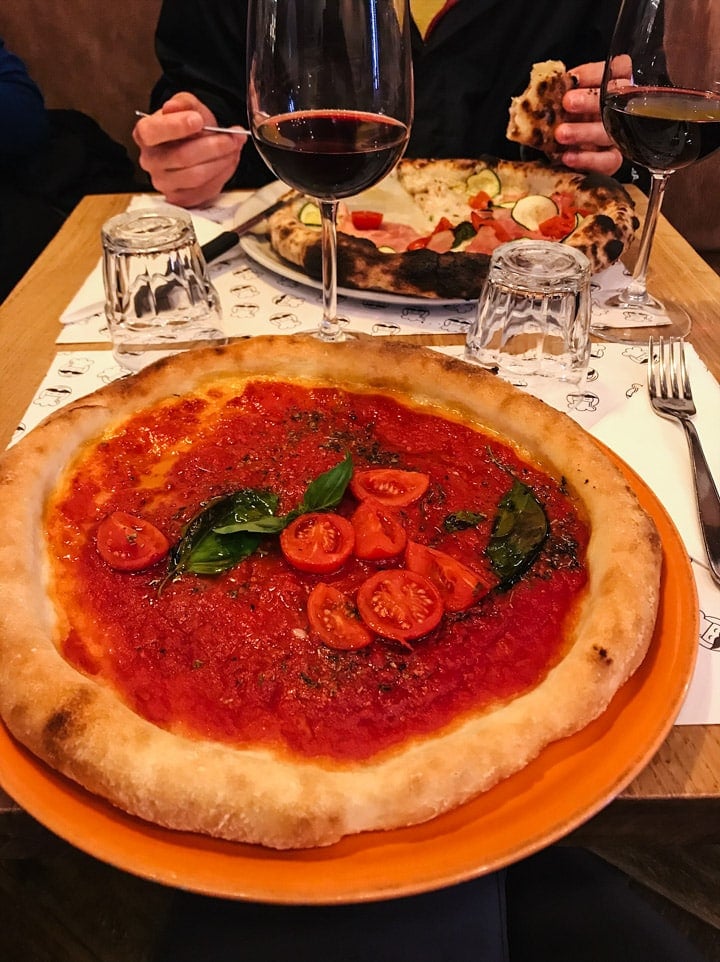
[247, 0, 413, 342]
[596, 0, 720, 342]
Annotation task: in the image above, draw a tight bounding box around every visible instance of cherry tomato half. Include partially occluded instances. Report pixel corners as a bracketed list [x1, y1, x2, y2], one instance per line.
[96, 511, 170, 572]
[350, 468, 430, 507]
[356, 569, 443, 642]
[280, 512, 354, 573]
[351, 499, 407, 560]
[350, 209, 384, 230]
[405, 540, 487, 612]
[307, 583, 373, 650]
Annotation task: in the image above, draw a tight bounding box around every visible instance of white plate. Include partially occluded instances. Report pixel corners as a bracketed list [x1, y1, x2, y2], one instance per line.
[238, 180, 470, 308]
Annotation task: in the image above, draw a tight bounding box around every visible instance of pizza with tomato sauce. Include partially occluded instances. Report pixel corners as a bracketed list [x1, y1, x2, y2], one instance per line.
[0, 336, 661, 849]
[267, 157, 639, 300]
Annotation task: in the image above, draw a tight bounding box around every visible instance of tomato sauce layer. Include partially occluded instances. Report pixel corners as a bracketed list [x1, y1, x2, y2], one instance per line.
[47, 381, 589, 761]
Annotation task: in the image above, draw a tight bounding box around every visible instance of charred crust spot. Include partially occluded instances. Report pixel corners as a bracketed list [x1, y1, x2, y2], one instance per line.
[604, 238, 623, 262]
[45, 709, 72, 739]
[303, 234, 485, 300]
[593, 214, 616, 232]
[302, 242, 323, 280]
[394, 249, 487, 299]
[592, 644, 613, 666]
[42, 689, 93, 761]
[577, 173, 633, 205]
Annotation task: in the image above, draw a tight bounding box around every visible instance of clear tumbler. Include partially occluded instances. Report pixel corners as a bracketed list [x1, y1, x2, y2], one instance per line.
[102, 207, 225, 372]
[465, 241, 591, 386]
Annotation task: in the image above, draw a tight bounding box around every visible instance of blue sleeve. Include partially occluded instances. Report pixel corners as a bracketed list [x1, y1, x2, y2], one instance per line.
[0, 38, 50, 161]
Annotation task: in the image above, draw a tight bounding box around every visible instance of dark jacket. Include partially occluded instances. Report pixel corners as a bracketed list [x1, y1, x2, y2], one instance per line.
[0, 39, 138, 300]
[0, 37, 49, 160]
[150, 0, 622, 189]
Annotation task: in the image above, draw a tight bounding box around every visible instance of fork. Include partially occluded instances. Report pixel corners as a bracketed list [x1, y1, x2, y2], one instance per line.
[134, 110, 250, 136]
[648, 337, 720, 587]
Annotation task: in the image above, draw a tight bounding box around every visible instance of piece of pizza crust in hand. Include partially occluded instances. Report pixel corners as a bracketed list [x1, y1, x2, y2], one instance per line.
[507, 60, 573, 160]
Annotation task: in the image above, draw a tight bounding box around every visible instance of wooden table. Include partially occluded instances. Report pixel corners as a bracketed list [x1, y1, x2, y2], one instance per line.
[1, 190, 719, 854]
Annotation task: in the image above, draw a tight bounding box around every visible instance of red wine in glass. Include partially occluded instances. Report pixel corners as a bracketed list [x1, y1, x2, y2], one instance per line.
[598, 0, 720, 342]
[603, 88, 720, 170]
[247, 0, 413, 342]
[254, 110, 409, 199]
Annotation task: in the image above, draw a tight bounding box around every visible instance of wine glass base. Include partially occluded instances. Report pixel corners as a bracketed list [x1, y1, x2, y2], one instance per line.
[314, 316, 353, 343]
[590, 294, 692, 344]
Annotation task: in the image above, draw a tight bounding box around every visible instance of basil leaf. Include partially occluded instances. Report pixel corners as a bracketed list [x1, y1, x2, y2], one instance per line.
[212, 489, 283, 535]
[168, 489, 279, 577]
[216, 514, 289, 535]
[299, 451, 353, 512]
[443, 510, 486, 532]
[486, 480, 548, 583]
[164, 453, 353, 584]
[186, 531, 261, 575]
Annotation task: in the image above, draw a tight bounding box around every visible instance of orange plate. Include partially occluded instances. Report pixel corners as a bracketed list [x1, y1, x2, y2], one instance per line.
[0, 451, 698, 904]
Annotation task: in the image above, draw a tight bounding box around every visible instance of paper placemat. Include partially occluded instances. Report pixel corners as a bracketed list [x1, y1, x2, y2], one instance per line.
[12, 341, 719, 725]
[56, 190, 666, 342]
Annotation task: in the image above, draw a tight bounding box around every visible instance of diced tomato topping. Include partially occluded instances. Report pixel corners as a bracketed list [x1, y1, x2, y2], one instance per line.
[280, 512, 354, 573]
[405, 541, 488, 612]
[356, 569, 443, 642]
[307, 583, 373, 650]
[350, 468, 429, 507]
[351, 499, 407, 560]
[350, 210, 384, 230]
[554, 191, 577, 214]
[468, 190, 492, 210]
[470, 210, 492, 231]
[539, 210, 577, 240]
[96, 511, 170, 572]
[432, 216, 453, 234]
[407, 235, 431, 250]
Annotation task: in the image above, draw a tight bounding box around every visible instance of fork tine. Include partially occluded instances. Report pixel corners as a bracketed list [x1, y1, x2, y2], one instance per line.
[659, 337, 670, 397]
[668, 337, 680, 398]
[647, 335, 657, 398]
[678, 338, 692, 400]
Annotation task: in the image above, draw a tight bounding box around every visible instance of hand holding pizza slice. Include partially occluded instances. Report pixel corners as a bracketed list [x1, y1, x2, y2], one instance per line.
[507, 60, 624, 178]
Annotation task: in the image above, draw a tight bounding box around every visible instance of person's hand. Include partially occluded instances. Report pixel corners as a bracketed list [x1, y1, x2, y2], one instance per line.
[554, 62, 623, 177]
[133, 92, 246, 208]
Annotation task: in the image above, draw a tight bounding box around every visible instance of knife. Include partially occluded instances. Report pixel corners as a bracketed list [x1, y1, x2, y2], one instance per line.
[201, 189, 298, 263]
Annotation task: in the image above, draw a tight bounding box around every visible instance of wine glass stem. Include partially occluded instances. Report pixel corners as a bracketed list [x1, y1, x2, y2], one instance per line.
[317, 199, 344, 342]
[623, 171, 670, 304]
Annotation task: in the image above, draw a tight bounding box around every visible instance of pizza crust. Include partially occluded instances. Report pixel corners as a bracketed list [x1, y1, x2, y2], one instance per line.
[269, 202, 486, 300]
[0, 337, 661, 849]
[267, 158, 639, 300]
[506, 60, 573, 159]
